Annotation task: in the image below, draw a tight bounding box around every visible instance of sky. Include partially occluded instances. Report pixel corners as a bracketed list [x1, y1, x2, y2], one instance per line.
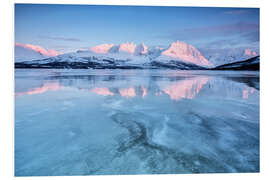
[15, 4, 259, 53]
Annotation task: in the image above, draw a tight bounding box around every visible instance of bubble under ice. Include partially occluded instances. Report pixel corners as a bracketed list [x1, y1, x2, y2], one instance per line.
[15, 69, 259, 176]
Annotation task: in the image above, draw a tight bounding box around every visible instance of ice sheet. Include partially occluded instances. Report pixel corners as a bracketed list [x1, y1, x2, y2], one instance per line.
[15, 69, 259, 176]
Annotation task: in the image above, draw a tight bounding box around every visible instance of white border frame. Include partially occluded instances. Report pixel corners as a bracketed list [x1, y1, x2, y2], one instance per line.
[1, 0, 270, 180]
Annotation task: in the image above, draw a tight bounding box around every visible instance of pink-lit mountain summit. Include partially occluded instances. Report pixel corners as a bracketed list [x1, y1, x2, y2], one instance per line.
[85, 41, 213, 67]
[160, 41, 212, 67]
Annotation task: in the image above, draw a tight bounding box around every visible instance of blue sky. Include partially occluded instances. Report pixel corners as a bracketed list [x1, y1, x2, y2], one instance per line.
[15, 4, 259, 53]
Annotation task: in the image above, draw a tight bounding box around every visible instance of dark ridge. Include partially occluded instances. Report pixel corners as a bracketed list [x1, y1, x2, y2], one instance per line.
[14, 62, 144, 69]
[150, 60, 207, 70]
[212, 56, 259, 71]
[14, 56, 259, 70]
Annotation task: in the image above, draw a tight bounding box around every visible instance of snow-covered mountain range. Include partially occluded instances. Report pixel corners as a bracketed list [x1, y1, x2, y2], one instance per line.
[14, 41, 259, 70]
[201, 47, 259, 66]
[15, 42, 62, 62]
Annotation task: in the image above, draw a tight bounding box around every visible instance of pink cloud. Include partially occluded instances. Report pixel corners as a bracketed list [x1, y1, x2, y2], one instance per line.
[15, 42, 62, 56]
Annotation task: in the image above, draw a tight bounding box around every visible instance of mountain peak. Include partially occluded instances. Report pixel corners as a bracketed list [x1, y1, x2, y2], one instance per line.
[90, 44, 114, 54]
[119, 42, 137, 54]
[15, 43, 61, 57]
[134, 43, 148, 55]
[244, 48, 257, 56]
[15, 42, 62, 62]
[161, 41, 213, 67]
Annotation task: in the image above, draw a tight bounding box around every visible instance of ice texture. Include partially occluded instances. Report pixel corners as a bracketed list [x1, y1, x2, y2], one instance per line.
[15, 69, 259, 176]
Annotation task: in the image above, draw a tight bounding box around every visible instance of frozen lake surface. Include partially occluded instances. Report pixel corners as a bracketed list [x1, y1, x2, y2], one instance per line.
[15, 69, 259, 176]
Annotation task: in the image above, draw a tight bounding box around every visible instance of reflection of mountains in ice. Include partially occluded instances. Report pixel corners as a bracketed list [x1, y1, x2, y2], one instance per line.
[15, 71, 259, 103]
[162, 77, 209, 101]
[15, 82, 64, 96]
